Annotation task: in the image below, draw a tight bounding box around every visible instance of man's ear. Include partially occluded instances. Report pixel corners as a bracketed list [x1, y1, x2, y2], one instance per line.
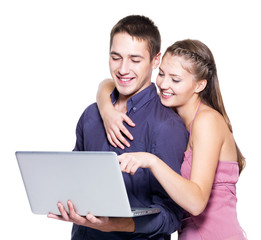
[195, 79, 207, 93]
[152, 52, 161, 69]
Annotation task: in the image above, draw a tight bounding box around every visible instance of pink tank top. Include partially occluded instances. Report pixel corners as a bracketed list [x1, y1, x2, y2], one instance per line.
[178, 102, 247, 240]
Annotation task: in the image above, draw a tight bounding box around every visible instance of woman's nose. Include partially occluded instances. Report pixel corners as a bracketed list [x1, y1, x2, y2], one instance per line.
[157, 76, 169, 89]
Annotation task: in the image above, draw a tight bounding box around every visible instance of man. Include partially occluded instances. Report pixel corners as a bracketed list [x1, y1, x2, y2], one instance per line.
[48, 15, 188, 240]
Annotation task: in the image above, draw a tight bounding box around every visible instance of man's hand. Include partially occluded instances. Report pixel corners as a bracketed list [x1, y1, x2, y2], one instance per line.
[47, 200, 135, 232]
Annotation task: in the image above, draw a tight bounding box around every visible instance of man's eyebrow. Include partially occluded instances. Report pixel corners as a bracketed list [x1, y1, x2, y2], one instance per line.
[130, 54, 144, 59]
[110, 51, 144, 59]
[110, 51, 121, 56]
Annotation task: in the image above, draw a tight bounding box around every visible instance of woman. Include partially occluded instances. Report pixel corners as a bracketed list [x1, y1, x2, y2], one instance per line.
[96, 39, 247, 239]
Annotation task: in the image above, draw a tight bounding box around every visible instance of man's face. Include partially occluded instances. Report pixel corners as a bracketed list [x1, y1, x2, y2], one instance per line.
[109, 33, 159, 100]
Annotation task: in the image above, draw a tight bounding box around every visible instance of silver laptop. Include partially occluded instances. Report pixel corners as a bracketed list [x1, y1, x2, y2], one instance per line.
[16, 151, 160, 217]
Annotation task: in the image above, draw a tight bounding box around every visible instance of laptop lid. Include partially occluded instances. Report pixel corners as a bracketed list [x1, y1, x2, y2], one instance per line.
[16, 151, 160, 217]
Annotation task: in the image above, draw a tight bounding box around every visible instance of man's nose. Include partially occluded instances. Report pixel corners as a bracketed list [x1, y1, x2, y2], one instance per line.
[118, 59, 130, 75]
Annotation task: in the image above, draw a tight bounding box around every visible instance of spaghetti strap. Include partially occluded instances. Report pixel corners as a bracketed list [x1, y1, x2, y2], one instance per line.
[188, 101, 201, 150]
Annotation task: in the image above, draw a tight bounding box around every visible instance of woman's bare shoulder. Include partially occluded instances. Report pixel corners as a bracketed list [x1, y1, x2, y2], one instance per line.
[193, 105, 228, 138]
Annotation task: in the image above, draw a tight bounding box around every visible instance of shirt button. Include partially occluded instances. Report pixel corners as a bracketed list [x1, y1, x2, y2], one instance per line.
[133, 107, 137, 111]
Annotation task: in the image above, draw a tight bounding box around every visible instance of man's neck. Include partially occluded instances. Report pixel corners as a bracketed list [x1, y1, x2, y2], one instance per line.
[114, 97, 128, 113]
[113, 82, 153, 113]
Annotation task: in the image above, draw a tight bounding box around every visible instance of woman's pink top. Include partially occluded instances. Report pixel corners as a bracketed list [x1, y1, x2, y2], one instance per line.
[178, 103, 247, 240]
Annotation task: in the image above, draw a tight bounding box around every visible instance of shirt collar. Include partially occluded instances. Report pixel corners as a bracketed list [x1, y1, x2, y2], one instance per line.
[110, 83, 158, 114]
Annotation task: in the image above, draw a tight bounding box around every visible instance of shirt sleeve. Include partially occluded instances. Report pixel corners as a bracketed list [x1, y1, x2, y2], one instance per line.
[134, 116, 189, 236]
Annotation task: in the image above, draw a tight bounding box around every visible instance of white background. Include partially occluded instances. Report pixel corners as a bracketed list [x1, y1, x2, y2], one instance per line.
[0, 0, 260, 239]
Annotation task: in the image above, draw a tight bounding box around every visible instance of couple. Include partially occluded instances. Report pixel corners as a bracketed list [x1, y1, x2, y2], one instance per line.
[48, 15, 247, 239]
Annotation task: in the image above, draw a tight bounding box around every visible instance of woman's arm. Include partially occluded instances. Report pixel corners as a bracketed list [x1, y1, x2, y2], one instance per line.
[119, 110, 224, 216]
[96, 79, 135, 149]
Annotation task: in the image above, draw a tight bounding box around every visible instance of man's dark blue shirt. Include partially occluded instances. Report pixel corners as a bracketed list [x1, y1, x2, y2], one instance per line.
[72, 83, 189, 240]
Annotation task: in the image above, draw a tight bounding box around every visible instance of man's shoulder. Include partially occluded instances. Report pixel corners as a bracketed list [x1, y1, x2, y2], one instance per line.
[144, 98, 187, 139]
[149, 97, 184, 125]
[79, 102, 100, 120]
[83, 102, 98, 112]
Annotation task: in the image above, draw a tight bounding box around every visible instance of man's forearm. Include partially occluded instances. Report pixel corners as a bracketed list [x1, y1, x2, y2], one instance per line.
[102, 217, 135, 232]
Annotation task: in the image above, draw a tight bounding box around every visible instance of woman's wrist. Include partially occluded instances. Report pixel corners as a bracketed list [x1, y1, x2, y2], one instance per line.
[99, 102, 115, 119]
[147, 153, 160, 171]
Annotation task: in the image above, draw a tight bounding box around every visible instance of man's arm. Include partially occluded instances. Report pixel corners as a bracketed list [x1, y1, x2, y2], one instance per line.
[49, 106, 136, 232]
[48, 201, 135, 232]
[73, 110, 84, 151]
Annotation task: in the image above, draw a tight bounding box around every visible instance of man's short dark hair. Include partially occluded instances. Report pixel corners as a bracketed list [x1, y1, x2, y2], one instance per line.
[110, 15, 161, 61]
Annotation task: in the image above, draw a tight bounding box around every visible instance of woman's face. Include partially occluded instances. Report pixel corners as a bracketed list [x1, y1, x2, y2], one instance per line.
[156, 53, 198, 108]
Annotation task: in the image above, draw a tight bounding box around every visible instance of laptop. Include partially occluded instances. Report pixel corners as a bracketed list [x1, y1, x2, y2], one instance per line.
[16, 151, 160, 217]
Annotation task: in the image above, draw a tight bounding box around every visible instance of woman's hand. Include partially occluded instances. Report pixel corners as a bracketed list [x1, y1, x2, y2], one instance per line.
[102, 108, 135, 149]
[96, 78, 135, 149]
[118, 152, 157, 175]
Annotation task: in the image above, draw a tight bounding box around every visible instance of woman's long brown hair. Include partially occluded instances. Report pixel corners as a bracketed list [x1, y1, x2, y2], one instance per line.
[164, 39, 245, 174]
